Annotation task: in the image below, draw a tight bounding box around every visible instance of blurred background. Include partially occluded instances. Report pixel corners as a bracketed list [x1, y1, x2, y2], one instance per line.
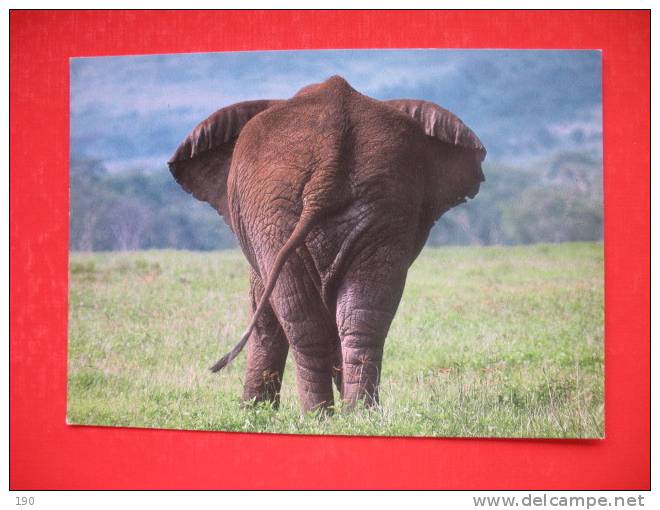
[69, 49, 602, 251]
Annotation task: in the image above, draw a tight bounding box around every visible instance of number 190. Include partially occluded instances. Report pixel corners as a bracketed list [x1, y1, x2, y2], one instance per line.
[16, 497, 34, 506]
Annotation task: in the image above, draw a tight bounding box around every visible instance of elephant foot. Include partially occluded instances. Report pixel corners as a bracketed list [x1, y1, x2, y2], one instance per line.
[297, 377, 335, 415]
[242, 369, 284, 409]
[340, 362, 381, 410]
[289, 343, 336, 415]
[300, 395, 335, 417]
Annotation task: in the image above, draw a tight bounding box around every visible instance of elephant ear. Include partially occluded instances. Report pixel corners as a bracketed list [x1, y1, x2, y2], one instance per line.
[385, 99, 486, 161]
[168, 99, 282, 223]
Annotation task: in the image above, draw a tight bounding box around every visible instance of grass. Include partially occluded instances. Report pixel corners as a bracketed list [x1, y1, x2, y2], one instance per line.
[67, 243, 604, 438]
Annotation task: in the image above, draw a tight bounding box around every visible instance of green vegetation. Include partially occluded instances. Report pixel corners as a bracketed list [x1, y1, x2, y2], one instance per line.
[69, 151, 603, 251]
[68, 243, 603, 438]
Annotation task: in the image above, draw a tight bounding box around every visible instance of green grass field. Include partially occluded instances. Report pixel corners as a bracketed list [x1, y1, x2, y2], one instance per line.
[68, 243, 603, 438]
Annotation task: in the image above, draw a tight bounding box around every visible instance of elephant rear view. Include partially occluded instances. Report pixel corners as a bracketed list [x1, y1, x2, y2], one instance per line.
[169, 75, 485, 413]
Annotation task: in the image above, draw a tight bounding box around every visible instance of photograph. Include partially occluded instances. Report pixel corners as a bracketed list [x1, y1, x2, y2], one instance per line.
[67, 48, 604, 438]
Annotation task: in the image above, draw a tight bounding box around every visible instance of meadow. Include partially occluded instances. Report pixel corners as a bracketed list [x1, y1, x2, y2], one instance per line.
[68, 243, 604, 438]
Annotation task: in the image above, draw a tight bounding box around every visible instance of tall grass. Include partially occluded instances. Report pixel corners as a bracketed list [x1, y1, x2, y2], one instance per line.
[68, 243, 603, 438]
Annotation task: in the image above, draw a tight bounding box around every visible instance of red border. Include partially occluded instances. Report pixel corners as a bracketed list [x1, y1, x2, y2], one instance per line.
[10, 10, 650, 489]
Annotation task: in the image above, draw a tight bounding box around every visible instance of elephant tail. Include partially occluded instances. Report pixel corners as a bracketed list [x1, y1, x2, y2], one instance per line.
[209, 211, 318, 373]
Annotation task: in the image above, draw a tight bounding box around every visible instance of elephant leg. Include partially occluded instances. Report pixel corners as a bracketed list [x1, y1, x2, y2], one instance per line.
[242, 268, 289, 408]
[335, 252, 408, 408]
[268, 260, 338, 414]
[332, 343, 343, 394]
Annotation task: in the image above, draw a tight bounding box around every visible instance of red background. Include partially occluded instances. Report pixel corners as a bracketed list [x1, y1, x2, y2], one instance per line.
[10, 10, 650, 489]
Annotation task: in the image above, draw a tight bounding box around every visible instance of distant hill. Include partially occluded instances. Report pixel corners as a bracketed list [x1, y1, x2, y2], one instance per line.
[70, 50, 602, 173]
[69, 151, 602, 252]
[70, 158, 236, 251]
[431, 151, 603, 246]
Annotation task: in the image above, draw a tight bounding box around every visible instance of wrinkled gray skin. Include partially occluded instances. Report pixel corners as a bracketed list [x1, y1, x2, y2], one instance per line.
[169, 76, 485, 413]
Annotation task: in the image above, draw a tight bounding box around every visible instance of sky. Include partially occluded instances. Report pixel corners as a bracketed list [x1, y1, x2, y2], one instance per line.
[70, 49, 602, 172]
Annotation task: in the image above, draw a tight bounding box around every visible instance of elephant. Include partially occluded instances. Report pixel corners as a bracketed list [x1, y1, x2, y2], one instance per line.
[168, 75, 485, 413]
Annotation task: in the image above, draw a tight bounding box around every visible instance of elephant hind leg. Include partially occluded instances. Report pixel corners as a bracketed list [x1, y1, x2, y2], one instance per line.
[335, 268, 407, 409]
[336, 306, 391, 407]
[242, 268, 289, 408]
[267, 259, 339, 414]
[332, 342, 343, 394]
